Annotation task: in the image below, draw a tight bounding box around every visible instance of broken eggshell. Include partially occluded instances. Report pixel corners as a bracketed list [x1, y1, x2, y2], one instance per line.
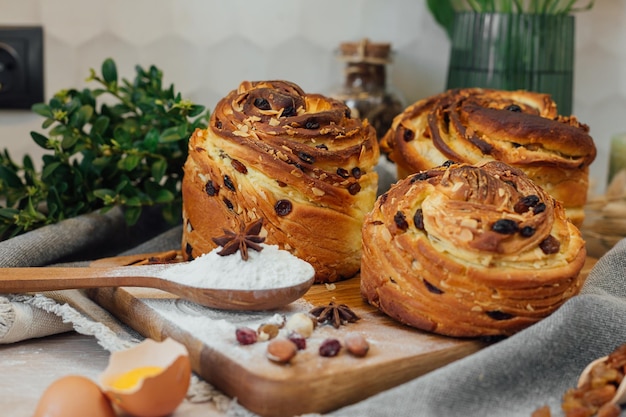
[99, 337, 191, 417]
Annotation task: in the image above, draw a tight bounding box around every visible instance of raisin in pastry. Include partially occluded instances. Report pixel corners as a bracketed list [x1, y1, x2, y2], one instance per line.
[360, 161, 587, 337]
[181, 80, 379, 283]
[380, 88, 596, 227]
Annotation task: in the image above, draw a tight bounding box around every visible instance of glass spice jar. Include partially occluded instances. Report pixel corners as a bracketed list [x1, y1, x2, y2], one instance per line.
[330, 39, 405, 141]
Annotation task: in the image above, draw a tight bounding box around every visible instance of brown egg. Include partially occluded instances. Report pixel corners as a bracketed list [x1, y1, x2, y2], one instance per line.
[100, 337, 191, 417]
[33, 375, 116, 417]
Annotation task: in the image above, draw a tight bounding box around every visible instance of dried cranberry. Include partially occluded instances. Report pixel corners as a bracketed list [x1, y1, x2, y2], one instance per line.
[505, 104, 522, 112]
[276, 180, 287, 187]
[424, 279, 443, 294]
[394, 211, 409, 231]
[403, 128, 415, 142]
[337, 168, 350, 178]
[231, 159, 248, 174]
[236, 327, 258, 345]
[224, 175, 236, 192]
[486, 310, 514, 320]
[287, 332, 306, 350]
[520, 226, 536, 237]
[348, 183, 361, 195]
[539, 235, 560, 254]
[514, 195, 540, 214]
[205, 180, 219, 196]
[414, 209, 425, 230]
[491, 219, 518, 234]
[298, 152, 315, 164]
[351, 167, 362, 179]
[275, 199, 292, 216]
[533, 203, 547, 214]
[254, 97, 271, 110]
[319, 338, 341, 357]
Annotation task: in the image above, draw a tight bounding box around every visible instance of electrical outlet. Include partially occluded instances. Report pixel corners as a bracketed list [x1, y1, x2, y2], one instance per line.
[0, 26, 44, 109]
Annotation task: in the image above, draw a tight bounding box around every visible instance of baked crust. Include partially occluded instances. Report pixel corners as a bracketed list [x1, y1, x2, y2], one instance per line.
[360, 161, 587, 337]
[181, 80, 379, 283]
[380, 88, 596, 226]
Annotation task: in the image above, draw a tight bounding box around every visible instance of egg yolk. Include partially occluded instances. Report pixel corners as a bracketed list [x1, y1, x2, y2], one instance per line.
[110, 366, 163, 390]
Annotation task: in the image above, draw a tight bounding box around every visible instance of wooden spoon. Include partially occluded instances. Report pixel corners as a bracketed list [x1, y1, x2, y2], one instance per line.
[0, 264, 314, 311]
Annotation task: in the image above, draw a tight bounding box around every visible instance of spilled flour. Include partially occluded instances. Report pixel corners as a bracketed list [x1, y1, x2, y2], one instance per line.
[157, 244, 315, 289]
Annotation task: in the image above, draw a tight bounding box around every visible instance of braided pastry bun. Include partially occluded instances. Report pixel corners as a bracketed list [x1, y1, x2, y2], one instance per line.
[360, 161, 587, 337]
[182, 80, 379, 283]
[380, 88, 596, 227]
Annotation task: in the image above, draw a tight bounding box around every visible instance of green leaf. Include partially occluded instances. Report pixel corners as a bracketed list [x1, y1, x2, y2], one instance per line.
[102, 58, 118, 84]
[158, 126, 183, 142]
[427, 0, 457, 39]
[151, 159, 167, 182]
[124, 195, 143, 207]
[153, 188, 175, 203]
[42, 161, 62, 179]
[30, 132, 53, 149]
[0, 166, 24, 188]
[0, 208, 19, 220]
[119, 154, 142, 171]
[69, 105, 94, 129]
[123, 206, 142, 225]
[91, 116, 110, 136]
[188, 104, 206, 118]
[61, 133, 80, 150]
[31, 103, 53, 118]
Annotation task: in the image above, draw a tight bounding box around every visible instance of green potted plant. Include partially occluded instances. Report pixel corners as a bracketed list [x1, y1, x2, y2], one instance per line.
[0, 58, 210, 241]
[427, 0, 596, 115]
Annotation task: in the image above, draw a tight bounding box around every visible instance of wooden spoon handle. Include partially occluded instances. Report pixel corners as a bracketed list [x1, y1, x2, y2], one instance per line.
[0, 265, 170, 293]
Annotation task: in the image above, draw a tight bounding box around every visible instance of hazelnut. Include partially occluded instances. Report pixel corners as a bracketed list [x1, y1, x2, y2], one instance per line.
[257, 323, 279, 341]
[344, 333, 369, 357]
[266, 338, 298, 364]
[285, 312, 315, 338]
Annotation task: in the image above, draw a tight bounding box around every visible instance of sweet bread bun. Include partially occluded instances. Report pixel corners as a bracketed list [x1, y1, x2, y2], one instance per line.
[360, 160, 587, 337]
[181, 80, 379, 283]
[380, 88, 596, 226]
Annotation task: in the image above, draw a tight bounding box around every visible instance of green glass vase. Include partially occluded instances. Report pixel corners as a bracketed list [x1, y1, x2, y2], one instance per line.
[446, 12, 575, 115]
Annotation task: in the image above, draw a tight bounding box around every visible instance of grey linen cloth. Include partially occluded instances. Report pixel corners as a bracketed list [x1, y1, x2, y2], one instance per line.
[1, 206, 626, 416]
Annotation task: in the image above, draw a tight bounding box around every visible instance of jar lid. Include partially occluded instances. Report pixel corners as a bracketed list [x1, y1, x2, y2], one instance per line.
[338, 38, 392, 64]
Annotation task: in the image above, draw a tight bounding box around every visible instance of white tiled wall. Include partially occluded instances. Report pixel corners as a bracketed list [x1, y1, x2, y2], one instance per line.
[0, 0, 619, 195]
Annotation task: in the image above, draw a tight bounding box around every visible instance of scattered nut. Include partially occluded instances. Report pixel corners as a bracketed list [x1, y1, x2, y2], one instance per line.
[287, 331, 306, 350]
[285, 312, 315, 338]
[257, 323, 280, 341]
[266, 338, 298, 364]
[235, 327, 257, 345]
[344, 332, 369, 357]
[319, 338, 342, 357]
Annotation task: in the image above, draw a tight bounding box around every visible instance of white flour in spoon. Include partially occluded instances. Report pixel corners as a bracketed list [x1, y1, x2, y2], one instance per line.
[157, 244, 315, 290]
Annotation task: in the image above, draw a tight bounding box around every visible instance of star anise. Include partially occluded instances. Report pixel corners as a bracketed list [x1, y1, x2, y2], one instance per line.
[211, 218, 266, 260]
[309, 301, 360, 329]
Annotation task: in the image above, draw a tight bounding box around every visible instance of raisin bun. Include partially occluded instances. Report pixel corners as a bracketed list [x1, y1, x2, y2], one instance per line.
[182, 80, 379, 283]
[360, 161, 587, 337]
[380, 88, 596, 227]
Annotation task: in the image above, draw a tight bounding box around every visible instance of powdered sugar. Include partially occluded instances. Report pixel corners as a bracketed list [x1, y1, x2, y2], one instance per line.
[157, 244, 315, 290]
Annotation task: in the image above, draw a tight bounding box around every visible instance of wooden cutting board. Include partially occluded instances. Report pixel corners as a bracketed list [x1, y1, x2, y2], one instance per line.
[86, 253, 597, 417]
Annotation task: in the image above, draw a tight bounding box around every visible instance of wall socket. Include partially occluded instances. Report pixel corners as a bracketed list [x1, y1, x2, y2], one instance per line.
[0, 26, 44, 109]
